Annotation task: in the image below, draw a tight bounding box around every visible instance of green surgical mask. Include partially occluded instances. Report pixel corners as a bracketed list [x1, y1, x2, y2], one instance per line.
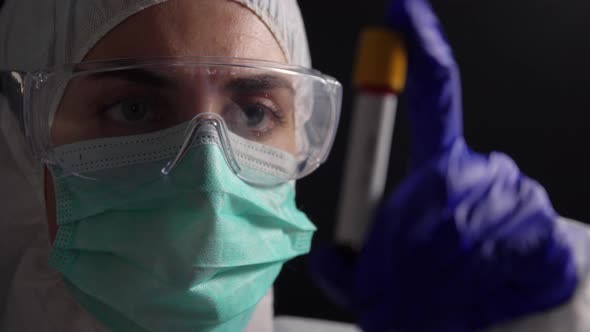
[47, 123, 316, 332]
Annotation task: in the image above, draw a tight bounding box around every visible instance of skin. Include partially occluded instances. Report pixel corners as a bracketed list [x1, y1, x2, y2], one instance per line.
[45, 0, 288, 241]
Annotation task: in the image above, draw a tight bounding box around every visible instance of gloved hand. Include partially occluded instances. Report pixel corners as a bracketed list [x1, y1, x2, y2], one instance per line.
[308, 0, 579, 331]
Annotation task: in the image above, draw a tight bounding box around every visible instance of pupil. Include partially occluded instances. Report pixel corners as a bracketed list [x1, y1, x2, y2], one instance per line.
[244, 107, 264, 126]
[122, 102, 147, 121]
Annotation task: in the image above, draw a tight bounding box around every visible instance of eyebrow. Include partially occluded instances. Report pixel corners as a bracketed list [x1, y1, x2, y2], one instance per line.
[224, 74, 294, 95]
[89, 68, 178, 89]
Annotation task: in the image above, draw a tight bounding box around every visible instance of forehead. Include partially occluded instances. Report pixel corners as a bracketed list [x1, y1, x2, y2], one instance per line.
[83, 0, 287, 63]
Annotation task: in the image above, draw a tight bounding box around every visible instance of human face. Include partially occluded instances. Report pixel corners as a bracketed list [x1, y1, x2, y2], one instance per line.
[45, 0, 288, 241]
[51, 0, 294, 146]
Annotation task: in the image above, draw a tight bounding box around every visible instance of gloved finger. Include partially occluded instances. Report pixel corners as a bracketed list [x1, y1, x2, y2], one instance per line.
[386, 0, 463, 167]
[307, 245, 355, 310]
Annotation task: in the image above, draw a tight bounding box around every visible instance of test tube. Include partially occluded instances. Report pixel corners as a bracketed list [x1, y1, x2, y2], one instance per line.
[334, 27, 407, 250]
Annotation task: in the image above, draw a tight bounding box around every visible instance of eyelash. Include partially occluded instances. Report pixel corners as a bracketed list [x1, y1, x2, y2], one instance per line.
[94, 92, 288, 131]
[244, 100, 285, 123]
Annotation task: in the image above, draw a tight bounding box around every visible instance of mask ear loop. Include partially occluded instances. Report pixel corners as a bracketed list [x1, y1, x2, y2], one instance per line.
[161, 112, 241, 176]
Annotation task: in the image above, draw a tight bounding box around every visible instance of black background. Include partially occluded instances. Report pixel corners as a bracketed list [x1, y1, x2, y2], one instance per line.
[276, 0, 590, 322]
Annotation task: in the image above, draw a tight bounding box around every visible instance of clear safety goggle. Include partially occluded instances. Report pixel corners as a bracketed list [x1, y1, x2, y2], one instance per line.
[1, 57, 342, 186]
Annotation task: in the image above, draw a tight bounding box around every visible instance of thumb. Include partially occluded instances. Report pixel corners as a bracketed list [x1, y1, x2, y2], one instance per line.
[386, 0, 464, 167]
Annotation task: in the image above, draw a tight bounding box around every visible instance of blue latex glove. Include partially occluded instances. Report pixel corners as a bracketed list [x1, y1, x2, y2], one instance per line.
[308, 0, 579, 331]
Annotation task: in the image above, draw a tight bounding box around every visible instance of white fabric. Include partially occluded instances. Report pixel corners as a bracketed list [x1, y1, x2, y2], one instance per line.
[0, 0, 309, 331]
[0, 0, 310, 71]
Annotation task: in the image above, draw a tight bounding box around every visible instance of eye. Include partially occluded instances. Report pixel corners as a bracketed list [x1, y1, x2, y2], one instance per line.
[240, 104, 273, 129]
[223, 100, 285, 140]
[100, 99, 158, 127]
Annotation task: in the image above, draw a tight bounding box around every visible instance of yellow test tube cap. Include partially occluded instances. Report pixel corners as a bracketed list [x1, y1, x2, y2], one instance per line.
[353, 27, 407, 93]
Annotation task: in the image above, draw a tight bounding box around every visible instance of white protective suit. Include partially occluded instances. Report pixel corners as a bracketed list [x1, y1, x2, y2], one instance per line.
[0, 1, 357, 331]
[0, 1, 589, 332]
